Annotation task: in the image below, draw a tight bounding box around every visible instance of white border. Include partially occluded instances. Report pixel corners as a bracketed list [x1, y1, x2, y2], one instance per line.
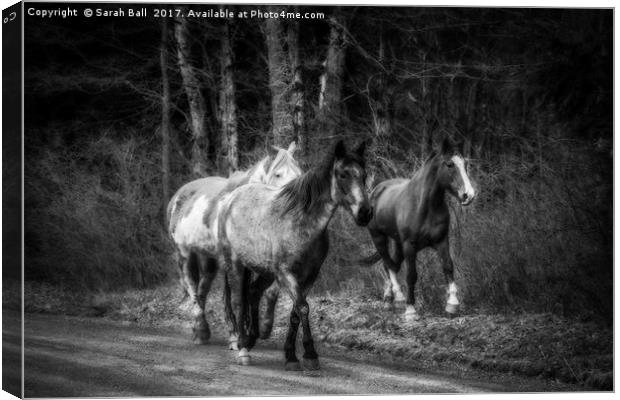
[0, 1, 616, 400]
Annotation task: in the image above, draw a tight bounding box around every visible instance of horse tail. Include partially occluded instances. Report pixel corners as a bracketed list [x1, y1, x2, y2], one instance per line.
[357, 252, 382, 266]
[223, 272, 236, 327]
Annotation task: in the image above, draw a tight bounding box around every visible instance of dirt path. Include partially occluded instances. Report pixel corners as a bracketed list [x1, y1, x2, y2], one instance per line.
[4, 311, 577, 397]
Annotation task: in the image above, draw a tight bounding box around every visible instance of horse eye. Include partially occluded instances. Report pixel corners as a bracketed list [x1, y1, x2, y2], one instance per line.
[446, 161, 454, 168]
[338, 172, 347, 180]
[275, 173, 282, 178]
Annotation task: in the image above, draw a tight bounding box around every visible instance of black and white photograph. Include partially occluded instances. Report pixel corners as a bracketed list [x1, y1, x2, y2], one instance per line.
[1, 0, 614, 397]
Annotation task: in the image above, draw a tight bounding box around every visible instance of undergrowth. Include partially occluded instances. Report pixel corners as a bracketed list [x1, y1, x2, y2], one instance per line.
[23, 124, 611, 321]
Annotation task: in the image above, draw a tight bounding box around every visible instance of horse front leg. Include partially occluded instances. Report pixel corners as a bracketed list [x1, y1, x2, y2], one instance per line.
[279, 272, 304, 371]
[298, 297, 319, 370]
[435, 239, 459, 315]
[403, 241, 420, 323]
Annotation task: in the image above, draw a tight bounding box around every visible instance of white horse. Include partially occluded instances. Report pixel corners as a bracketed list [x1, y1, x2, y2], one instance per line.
[167, 142, 302, 343]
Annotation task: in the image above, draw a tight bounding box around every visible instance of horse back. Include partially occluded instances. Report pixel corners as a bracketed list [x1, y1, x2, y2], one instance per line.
[167, 177, 228, 236]
[218, 183, 315, 269]
[368, 178, 409, 237]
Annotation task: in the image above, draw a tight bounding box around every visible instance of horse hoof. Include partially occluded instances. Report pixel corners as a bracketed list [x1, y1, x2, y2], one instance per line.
[394, 292, 406, 303]
[192, 328, 210, 345]
[229, 340, 238, 351]
[302, 358, 320, 371]
[237, 355, 251, 366]
[404, 308, 421, 324]
[445, 303, 459, 315]
[237, 349, 251, 366]
[285, 361, 302, 371]
[383, 294, 394, 304]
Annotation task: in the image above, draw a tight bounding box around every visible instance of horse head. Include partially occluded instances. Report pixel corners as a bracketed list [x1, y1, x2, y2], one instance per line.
[332, 140, 373, 226]
[248, 142, 302, 187]
[265, 141, 303, 186]
[435, 137, 476, 206]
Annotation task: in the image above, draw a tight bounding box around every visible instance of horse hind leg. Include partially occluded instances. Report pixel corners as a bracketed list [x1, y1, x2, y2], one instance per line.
[245, 274, 273, 350]
[181, 253, 207, 344]
[223, 272, 239, 350]
[259, 281, 279, 339]
[174, 251, 189, 300]
[228, 262, 252, 365]
[192, 254, 217, 344]
[371, 234, 404, 305]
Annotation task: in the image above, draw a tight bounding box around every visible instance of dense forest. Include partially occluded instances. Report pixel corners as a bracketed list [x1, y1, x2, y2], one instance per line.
[23, 5, 612, 322]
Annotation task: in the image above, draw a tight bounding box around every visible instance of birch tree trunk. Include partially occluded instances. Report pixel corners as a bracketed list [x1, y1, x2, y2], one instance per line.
[219, 20, 238, 174]
[287, 19, 306, 155]
[264, 14, 293, 147]
[318, 9, 347, 138]
[372, 26, 391, 138]
[160, 18, 171, 219]
[174, 15, 208, 175]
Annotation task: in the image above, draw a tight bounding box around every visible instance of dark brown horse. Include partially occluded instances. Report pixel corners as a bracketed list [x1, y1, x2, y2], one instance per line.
[216, 141, 372, 369]
[366, 138, 475, 322]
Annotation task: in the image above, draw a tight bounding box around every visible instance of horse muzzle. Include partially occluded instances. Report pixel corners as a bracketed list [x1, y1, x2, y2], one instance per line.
[459, 191, 475, 206]
[356, 205, 373, 226]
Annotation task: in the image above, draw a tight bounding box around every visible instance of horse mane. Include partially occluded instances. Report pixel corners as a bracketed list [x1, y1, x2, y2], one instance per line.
[223, 155, 272, 193]
[411, 151, 441, 185]
[201, 155, 273, 226]
[276, 151, 335, 218]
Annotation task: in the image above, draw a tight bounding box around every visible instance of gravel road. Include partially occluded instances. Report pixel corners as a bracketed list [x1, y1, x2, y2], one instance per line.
[1, 311, 577, 397]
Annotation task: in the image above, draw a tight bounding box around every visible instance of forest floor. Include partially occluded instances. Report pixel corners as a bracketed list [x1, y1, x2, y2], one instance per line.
[12, 280, 613, 391]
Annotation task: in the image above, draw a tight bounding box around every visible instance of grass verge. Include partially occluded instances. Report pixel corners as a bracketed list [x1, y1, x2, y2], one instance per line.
[16, 280, 612, 391]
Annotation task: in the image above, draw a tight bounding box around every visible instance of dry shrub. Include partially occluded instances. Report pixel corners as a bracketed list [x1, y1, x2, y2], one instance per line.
[25, 130, 174, 290]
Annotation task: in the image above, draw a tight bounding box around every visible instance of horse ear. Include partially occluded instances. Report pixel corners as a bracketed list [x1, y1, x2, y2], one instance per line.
[355, 140, 367, 158]
[441, 136, 453, 155]
[334, 140, 346, 159]
[454, 137, 464, 154]
[287, 141, 297, 155]
[265, 155, 273, 173]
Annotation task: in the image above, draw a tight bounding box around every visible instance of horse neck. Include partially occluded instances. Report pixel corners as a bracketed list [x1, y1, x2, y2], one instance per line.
[277, 164, 338, 232]
[299, 174, 338, 231]
[408, 159, 447, 214]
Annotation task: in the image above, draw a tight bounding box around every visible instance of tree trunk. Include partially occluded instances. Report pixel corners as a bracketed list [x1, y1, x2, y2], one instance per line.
[174, 15, 208, 175]
[219, 20, 238, 174]
[318, 9, 347, 138]
[372, 26, 391, 138]
[420, 51, 433, 159]
[160, 19, 171, 220]
[287, 19, 307, 155]
[264, 13, 293, 147]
